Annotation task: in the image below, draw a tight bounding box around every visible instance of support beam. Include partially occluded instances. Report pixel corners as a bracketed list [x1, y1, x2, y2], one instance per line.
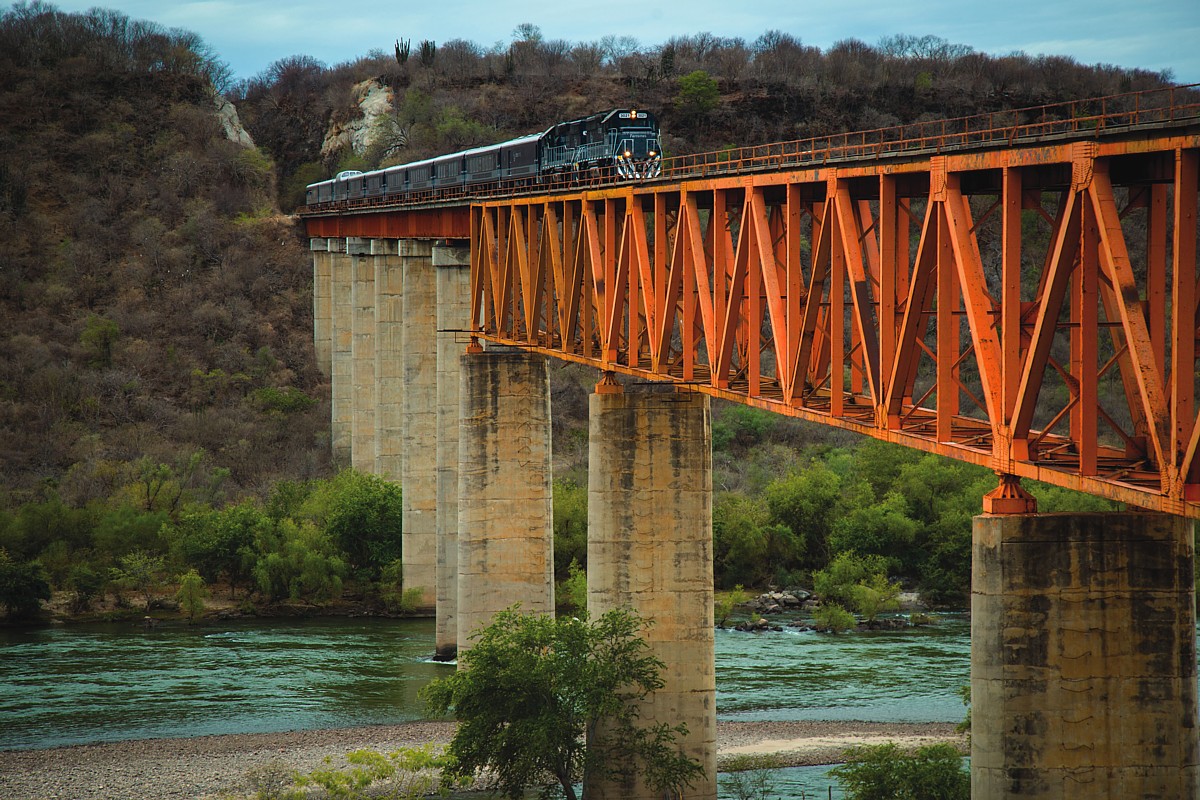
[434, 242, 471, 660]
[329, 238, 352, 463]
[972, 512, 1199, 799]
[457, 347, 554, 654]
[349, 237, 376, 472]
[401, 240, 437, 607]
[373, 239, 403, 481]
[586, 386, 716, 800]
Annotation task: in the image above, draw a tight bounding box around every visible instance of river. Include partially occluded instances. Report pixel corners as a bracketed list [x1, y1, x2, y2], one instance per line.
[0, 614, 970, 753]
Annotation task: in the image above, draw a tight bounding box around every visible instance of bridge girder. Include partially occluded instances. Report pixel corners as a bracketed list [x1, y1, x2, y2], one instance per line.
[469, 134, 1200, 516]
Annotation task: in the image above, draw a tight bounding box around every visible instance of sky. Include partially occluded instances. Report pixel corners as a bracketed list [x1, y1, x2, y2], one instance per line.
[28, 0, 1200, 85]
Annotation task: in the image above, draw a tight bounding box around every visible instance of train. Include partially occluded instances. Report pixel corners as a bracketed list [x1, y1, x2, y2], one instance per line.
[305, 108, 662, 206]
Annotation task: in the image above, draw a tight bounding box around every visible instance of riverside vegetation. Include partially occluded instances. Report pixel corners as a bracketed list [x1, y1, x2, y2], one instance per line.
[0, 3, 1158, 623]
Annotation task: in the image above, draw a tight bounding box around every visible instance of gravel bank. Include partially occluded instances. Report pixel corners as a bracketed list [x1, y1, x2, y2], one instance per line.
[0, 720, 965, 799]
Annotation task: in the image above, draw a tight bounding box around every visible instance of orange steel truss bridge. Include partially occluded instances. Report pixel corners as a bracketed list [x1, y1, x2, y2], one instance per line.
[304, 85, 1200, 517]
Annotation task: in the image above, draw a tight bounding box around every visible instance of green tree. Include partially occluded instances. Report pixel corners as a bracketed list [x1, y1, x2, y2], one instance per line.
[66, 563, 106, 613]
[310, 470, 403, 580]
[813, 551, 900, 621]
[764, 463, 843, 569]
[253, 519, 346, 603]
[713, 494, 802, 588]
[79, 314, 119, 368]
[830, 742, 969, 800]
[676, 70, 720, 117]
[422, 608, 703, 800]
[110, 550, 166, 610]
[715, 584, 749, 627]
[176, 568, 208, 621]
[0, 549, 51, 620]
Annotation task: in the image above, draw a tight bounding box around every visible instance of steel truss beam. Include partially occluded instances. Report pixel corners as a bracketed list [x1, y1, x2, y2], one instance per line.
[471, 134, 1200, 516]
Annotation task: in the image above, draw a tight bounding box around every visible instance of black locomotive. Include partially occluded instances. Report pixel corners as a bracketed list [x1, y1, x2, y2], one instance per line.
[305, 108, 661, 206]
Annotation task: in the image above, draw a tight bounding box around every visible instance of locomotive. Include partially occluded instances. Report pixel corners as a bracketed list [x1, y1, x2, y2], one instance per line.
[305, 108, 661, 206]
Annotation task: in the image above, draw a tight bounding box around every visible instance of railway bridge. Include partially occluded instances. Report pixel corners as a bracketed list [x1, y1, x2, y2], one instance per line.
[301, 85, 1200, 799]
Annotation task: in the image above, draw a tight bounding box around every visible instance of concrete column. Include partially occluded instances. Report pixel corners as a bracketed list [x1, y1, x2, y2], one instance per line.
[401, 240, 437, 607]
[311, 238, 332, 380]
[329, 238, 352, 463]
[972, 512, 1199, 800]
[586, 386, 716, 800]
[434, 242, 471, 660]
[373, 240, 403, 481]
[349, 237, 375, 473]
[457, 348, 554, 654]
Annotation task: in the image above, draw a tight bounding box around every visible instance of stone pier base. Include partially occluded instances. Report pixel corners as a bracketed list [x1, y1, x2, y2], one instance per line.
[585, 387, 717, 800]
[972, 512, 1199, 800]
[456, 348, 554, 654]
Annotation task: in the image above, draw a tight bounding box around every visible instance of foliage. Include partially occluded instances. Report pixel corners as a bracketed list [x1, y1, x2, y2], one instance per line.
[715, 584, 749, 627]
[0, 549, 51, 619]
[252, 519, 346, 603]
[296, 745, 462, 799]
[176, 568, 209, 621]
[312, 470, 403, 580]
[110, 550, 167, 610]
[242, 758, 303, 800]
[830, 742, 969, 800]
[718, 753, 784, 800]
[379, 559, 425, 615]
[713, 494, 801, 588]
[814, 552, 901, 621]
[557, 558, 587, 614]
[676, 70, 720, 116]
[812, 603, 857, 633]
[957, 684, 971, 736]
[66, 563, 106, 612]
[422, 608, 702, 800]
[552, 479, 588, 578]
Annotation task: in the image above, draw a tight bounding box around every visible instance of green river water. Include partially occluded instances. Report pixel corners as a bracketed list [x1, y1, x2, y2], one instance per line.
[0, 614, 974, 797]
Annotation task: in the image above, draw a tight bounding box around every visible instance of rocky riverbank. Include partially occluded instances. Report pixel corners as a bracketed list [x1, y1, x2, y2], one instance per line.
[0, 720, 965, 799]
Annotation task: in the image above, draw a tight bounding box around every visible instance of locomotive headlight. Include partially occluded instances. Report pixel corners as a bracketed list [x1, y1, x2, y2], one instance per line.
[649, 150, 657, 156]
[624, 150, 631, 157]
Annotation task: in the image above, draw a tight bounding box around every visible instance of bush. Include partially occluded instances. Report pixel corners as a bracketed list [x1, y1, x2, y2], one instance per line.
[830, 742, 969, 800]
[0, 549, 51, 619]
[813, 603, 857, 633]
[715, 584, 749, 627]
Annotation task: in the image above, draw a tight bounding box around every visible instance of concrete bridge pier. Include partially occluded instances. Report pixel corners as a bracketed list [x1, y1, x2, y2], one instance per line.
[972, 512, 1199, 800]
[585, 383, 717, 800]
[349, 237, 376, 472]
[328, 237, 352, 464]
[401, 240, 437, 607]
[456, 345, 555, 656]
[433, 242, 471, 660]
[373, 239, 403, 481]
[310, 238, 332, 379]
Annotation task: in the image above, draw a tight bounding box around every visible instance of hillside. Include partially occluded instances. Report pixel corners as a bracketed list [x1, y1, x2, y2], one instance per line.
[0, 5, 1144, 617]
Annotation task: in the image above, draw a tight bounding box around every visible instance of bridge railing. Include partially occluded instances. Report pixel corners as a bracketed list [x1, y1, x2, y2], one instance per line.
[660, 83, 1200, 179]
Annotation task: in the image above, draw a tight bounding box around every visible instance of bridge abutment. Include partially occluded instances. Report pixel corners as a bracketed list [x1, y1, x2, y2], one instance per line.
[972, 512, 1199, 799]
[434, 242, 470, 660]
[456, 347, 555, 655]
[585, 385, 717, 800]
